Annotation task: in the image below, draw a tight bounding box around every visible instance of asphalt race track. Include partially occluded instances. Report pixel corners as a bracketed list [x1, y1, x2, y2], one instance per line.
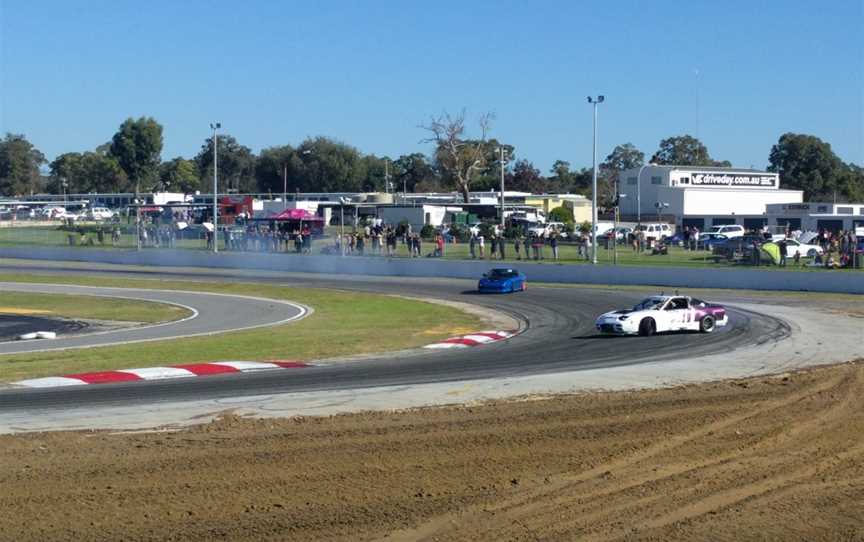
[0, 264, 790, 414]
[0, 282, 308, 355]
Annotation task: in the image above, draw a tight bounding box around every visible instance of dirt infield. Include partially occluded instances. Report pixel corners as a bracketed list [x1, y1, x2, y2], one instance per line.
[1, 361, 862, 541]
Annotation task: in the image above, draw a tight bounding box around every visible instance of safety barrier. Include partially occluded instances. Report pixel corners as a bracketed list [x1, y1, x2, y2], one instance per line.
[1, 247, 862, 294]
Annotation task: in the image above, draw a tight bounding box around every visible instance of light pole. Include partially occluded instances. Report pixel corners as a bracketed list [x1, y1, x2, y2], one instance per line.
[587, 95, 604, 264]
[384, 159, 390, 195]
[635, 163, 651, 227]
[614, 193, 626, 265]
[282, 163, 288, 205]
[61, 177, 68, 208]
[498, 146, 508, 231]
[210, 122, 220, 253]
[655, 201, 669, 224]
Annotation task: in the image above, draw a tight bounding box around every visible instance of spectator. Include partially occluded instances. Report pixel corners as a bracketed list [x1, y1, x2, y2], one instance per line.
[778, 238, 788, 267]
[477, 234, 485, 258]
[550, 231, 559, 261]
[490, 235, 498, 260]
[498, 233, 506, 260]
[469, 233, 477, 259]
[514, 234, 522, 261]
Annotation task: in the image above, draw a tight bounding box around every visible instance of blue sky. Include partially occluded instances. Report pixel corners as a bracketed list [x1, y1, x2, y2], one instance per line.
[1, 0, 862, 173]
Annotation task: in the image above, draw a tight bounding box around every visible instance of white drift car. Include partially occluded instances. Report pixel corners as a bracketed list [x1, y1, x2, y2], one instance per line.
[595, 295, 729, 336]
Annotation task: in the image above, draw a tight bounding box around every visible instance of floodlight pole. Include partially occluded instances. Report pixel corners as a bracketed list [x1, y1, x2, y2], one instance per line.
[588, 95, 604, 264]
[210, 122, 220, 253]
[499, 146, 506, 231]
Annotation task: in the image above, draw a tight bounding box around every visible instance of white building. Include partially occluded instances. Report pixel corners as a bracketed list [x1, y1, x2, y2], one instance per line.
[766, 202, 864, 233]
[618, 165, 803, 230]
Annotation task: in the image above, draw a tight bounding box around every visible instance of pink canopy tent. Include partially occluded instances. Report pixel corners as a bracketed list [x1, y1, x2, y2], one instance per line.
[265, 208, 324, 222]
[255, 207, 325, 234]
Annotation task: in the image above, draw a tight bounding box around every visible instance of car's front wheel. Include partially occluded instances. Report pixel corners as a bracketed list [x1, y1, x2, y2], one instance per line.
[638, 318, 655, 336]
[699, 315, 716, 333]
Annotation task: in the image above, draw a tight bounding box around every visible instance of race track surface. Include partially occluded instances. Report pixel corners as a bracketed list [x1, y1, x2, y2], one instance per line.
[0, 282, 307, 355]
[0, 264, 790, 415]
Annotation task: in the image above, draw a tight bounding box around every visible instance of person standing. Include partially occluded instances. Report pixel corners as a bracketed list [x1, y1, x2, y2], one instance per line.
[498, 233, 506, 260]
[550, 231, 559, 261]
[514, 235, 522, 261]
[477, 234, 485, 259]
[778, 238, 788, 267]
[490, 235, 498, 260]
[469, 233, 477, 259]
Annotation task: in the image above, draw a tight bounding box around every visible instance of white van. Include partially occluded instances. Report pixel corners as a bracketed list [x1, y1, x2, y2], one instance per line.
[636, 223, 673, 241]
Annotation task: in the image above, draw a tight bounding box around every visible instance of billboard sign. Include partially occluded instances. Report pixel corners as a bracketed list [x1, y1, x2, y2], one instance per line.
[691, 173, 777, 188]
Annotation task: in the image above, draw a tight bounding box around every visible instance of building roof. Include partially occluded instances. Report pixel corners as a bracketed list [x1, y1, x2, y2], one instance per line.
[644, 165, 775, 174]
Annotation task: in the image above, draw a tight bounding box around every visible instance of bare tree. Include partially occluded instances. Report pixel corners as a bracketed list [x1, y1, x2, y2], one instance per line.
[421, 110, 494, 202]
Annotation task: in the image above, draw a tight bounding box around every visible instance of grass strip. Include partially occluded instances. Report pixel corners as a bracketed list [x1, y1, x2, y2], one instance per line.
[0, 274, 482, 382]
[0, 292, 191, 323]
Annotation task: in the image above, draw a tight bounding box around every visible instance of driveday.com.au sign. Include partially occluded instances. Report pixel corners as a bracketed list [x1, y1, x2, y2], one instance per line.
[691, 173, 776, 188]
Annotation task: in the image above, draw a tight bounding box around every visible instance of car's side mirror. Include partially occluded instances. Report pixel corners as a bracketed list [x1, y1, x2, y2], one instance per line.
[482, 273, 488, 278]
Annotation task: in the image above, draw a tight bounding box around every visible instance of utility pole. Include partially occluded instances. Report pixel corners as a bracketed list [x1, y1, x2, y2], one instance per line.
[384, 159, 390, 194]
[282, 163, 288, 205]
[210, 122, 221, 253]
[499, 146, 506, 230]
[587, 95, 605, 264]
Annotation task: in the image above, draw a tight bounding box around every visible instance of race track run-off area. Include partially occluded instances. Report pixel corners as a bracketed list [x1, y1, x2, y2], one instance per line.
[0, 282, 308, 356]
[0, 264, 860, 433]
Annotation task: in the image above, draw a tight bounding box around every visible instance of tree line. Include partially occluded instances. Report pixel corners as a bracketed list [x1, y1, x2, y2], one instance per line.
[1, 113, 862, 204]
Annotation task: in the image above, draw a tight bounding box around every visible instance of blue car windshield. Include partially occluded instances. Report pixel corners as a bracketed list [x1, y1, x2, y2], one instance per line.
[488, 270, 518, 279]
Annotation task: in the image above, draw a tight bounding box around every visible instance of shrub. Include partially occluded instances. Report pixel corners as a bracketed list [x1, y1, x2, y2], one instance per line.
[548, 206, 574, 223]
[478, 222, 497, 239]
[420, 224, 436, 239]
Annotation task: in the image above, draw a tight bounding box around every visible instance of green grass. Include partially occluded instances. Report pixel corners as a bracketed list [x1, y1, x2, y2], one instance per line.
[0, 292, 191, 323]
[0, 274, 482, 382]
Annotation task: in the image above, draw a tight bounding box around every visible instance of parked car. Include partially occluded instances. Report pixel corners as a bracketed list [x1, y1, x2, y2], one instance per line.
[700, 224, 745, 240]
[478, 268, 527, 294]
[87, 207, 117, 221]
[782, 238, 823, 258]
[595, 295, 729, 336]
[528, 222, 568, 238]
[711, 235, 765, 261]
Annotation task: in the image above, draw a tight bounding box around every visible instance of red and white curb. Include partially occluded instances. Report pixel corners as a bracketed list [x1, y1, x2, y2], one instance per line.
[424, 330, 516, 349]
[15, 360, 311, 388]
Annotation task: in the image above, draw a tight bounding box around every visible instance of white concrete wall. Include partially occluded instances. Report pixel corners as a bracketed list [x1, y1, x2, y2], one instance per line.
[2, 247, 862, 294]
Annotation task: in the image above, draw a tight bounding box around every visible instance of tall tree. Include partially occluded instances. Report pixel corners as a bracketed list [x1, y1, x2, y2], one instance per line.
[548, 160, 591, 195]
[109, 117, 163, 195]
[600, 143, 645, 204]
[49, 151, 128, 194]
[159, 158, 200, 194]
[508, 160, 546, 193]
[420, 110, 494, 202]
[0, 133, 46, 196]
[195, 134, 257, 193]
[650, 135, 728, 167]
[255, 145, 296, 196]
[392, 153, 438, 193]
[767, 133, 856, 201]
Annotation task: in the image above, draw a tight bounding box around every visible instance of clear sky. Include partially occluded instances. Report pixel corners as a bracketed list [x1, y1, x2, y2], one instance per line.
[1, 0, 862, 172]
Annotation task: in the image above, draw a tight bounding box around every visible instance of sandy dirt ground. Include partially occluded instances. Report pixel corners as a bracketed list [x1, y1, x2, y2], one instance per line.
[1, 361, 862, 542]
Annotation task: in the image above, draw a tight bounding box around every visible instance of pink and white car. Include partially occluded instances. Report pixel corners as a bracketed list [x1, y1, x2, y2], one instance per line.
[595, 295, 728, 336]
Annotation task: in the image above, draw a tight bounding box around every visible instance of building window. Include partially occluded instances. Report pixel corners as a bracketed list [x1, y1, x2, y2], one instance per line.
[679, 177, 690, 184]
[837, 206, 853, 214]
[650, 176, 662, 185]
[817, 205, 829, 213]
[627, 177, 637, 185]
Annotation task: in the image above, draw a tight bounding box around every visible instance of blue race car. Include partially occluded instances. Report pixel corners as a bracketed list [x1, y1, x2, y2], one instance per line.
[478, 268, 527, 293]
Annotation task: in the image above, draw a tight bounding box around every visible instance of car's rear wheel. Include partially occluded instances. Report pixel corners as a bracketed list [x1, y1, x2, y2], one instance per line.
[638, 318, 655, 336]
[700, 315, 716, 333]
